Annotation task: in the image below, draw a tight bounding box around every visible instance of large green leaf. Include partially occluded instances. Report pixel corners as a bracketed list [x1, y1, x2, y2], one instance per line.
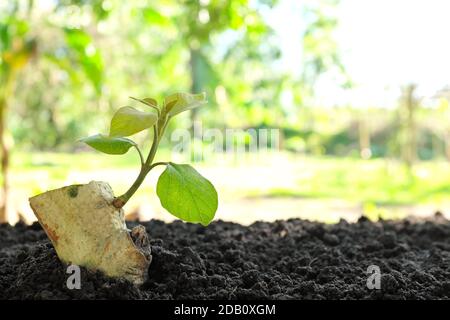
[163, 92, 207, 116]
[109, 106, 157, 137]
[79, 134, 136, 155]
[156, 163, 218, 226]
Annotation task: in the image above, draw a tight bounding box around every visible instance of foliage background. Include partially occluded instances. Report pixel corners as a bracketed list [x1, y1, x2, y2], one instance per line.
[1, 0, 449, 224]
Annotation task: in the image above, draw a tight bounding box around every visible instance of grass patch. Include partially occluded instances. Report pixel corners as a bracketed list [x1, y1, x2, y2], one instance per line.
[252, 157, 450, 205]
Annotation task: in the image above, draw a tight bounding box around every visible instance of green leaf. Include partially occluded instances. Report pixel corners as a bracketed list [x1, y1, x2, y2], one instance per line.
[109, 106, 157, 137]
[156, 163, 218, 226]
[163, 92, 207, 116]
[79, 134, 136, 155]
[142, 98, 158, 107]
[130, 96, 158, 108]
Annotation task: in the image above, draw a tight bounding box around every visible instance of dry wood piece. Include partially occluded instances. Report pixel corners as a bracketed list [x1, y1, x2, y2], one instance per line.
[29, 181, 151, 285]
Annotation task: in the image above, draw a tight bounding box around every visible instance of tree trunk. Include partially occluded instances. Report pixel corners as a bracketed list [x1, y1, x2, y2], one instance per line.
[0, 97, 8, 223]
[446, 131, 450, 161]
[403, 84, 418, 168]
[189, 48, 204, 161]
[358, 117, 371, 159]
[189, 48, 202, 134]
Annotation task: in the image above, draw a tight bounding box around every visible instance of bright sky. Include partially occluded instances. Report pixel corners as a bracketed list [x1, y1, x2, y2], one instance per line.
[269, 0, 450, 107]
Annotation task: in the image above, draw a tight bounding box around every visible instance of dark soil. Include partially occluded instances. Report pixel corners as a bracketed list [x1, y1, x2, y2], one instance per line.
[1, 215, 449, 300]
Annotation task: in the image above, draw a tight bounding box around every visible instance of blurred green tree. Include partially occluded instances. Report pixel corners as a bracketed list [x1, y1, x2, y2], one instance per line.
[399, 84, 419, 169]
[285, 0, 350, 154]
[0, 0, 105, 222]
[142, 0, 280, 132]
[0, 1, 37, 222]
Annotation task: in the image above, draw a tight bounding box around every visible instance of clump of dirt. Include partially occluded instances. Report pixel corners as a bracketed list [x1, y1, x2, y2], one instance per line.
[1, 216, 449, 299]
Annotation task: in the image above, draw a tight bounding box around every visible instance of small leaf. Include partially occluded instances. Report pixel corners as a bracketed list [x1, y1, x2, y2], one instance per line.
[156, 163, 218, 226]
[79, 134, 136, 155]
[130, 96, 158, 108]
[142, 98, 158, 107]
[109, 106, 157, 137]
[163, 92, 207, 116]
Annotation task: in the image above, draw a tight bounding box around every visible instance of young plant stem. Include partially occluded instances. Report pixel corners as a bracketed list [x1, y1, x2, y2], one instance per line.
[134, 145, 144, 166]
[113, 122, 167, 208]
[149, 161, 169, 170]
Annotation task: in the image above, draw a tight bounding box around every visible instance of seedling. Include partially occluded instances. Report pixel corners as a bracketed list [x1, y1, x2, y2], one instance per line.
[29, 93, 218, 284]
[80, 92, 218, 226]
